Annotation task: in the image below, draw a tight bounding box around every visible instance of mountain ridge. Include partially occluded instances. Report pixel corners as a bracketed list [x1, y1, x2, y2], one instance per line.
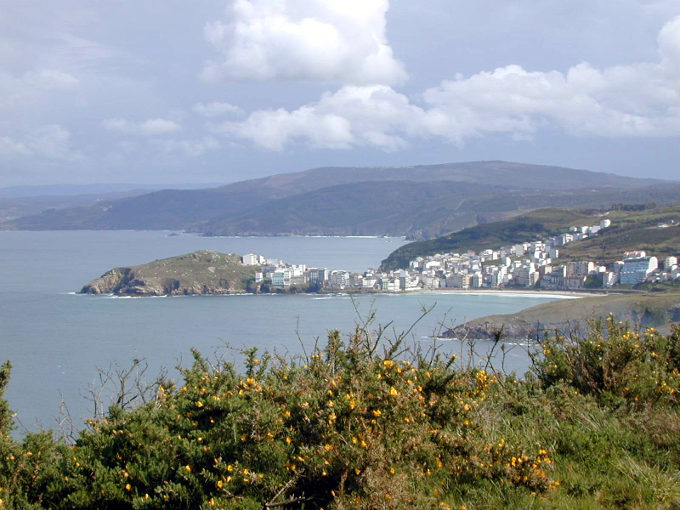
[3, 161, 674, 237]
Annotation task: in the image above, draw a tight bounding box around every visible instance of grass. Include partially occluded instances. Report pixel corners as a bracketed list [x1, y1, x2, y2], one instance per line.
[1, 319, 680, 508]
[451, 291, 680, 340]
[381, 208, 598, 270]
[381, 204, 680, 270]
[80, 251, 258, 296]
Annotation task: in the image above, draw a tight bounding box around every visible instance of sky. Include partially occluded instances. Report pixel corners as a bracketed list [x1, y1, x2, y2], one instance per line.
[1, 0, 680, 186]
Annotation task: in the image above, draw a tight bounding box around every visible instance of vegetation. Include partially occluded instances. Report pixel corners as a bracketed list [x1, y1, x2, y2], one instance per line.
[381, 208, 595, 270]
[447, 292, 680, 340]
[80, 251, 258, 296]
[559, 204, 680, 265]
[2, 317, 680, 508]
[382, 203, 680, 270]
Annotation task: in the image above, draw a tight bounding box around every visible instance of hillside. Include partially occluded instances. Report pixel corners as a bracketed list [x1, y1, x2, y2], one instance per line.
[0, 190, 151, 223]
[559, 204, 680, 265]
[380, 208, 597, 269]
[446, 292, 680, 340]
[381, 203, 680, 270]
[4, 161, 675, 237]
[80, 250, 257, 296]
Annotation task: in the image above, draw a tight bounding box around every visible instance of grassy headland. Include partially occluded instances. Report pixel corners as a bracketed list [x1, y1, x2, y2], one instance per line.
[80, 251, 257, 296]
[447, 292, 680, 340]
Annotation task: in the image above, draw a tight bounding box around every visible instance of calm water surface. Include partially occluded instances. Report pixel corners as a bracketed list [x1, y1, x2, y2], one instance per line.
[0, 231, 570, 433]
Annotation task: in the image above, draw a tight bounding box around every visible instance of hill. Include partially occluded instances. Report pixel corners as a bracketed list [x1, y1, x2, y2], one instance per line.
[380, 208, 597, 270]
[4, 161, 675, 237]
[80, 250, 257, 296]
[559, 204, 680, 265]
[446, 292, 680, 340]
[381, 203, 680, 270]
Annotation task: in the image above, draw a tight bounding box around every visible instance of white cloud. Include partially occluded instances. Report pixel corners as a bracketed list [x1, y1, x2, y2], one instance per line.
[30, 124, 79, 159]
[103, 118, 181, 136]
[193, 101, 241, 117]
[202, 0, 406, 85]
[215, 84, 433, 150]
[0, 68, 79, 110]
[0, 136, 31, 156]
[221, 15, 680, 150]
[0, 125, 81, 161]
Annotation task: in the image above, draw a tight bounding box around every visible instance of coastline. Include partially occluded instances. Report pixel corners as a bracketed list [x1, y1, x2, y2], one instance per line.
[401, 288, 592, 299]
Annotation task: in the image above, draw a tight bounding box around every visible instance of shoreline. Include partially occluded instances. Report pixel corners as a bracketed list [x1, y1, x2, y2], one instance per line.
[402, 288, 625, 298]
[77, 287, 622, 299]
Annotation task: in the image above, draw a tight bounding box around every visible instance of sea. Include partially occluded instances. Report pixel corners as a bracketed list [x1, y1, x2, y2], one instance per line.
[0, 231, 575, 435]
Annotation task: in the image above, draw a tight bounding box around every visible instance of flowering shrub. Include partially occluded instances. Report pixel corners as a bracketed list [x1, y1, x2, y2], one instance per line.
[535, 318, 680, 406]
[2, 321, 680, 508]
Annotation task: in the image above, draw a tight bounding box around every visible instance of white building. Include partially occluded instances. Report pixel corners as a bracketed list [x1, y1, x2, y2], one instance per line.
[664, 256, 678, 270]
[272, 268, 292, 287]
[619, 255, 658, 285]
[242, 253, 264, 265]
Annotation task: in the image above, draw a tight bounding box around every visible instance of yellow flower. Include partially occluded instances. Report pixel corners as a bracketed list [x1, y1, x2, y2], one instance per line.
[125, 483, 132, 491]
[389, 387, 399, 397]
[184, 465, 192, 473]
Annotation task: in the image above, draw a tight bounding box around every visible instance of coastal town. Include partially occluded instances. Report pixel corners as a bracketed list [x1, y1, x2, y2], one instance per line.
[244, 218, 680, 293]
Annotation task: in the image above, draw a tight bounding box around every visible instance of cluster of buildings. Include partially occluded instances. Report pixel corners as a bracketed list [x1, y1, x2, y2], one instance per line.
[242, 217, 680, 292]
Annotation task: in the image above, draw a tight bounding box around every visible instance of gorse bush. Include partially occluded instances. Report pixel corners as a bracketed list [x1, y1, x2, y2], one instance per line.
[1, 320, 680, 508]
[534, 317, 680, 406]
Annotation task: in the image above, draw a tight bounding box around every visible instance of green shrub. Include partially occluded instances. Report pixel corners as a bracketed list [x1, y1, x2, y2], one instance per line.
[2, 320, 680, 508]
[534, 318, 680, 406]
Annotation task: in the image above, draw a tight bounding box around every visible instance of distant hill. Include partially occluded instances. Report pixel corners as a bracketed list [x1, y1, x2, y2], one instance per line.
[381, 203, 680, 270]
[0, 182, 220, 198]
[0, 183, 222, 223]
[0, 191, 147, 223]
[4, 161, 675, 237]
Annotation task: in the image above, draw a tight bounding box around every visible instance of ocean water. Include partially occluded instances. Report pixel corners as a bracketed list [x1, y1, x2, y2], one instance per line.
[0, 231, 569, 434]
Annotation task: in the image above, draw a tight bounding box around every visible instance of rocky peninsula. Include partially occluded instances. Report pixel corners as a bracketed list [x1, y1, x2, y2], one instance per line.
[80, 250, 257, 296]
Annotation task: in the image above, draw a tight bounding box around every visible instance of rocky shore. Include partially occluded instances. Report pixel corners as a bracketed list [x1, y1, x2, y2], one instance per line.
[443, 292, 680, 340]
[80, 250, 257, 296]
